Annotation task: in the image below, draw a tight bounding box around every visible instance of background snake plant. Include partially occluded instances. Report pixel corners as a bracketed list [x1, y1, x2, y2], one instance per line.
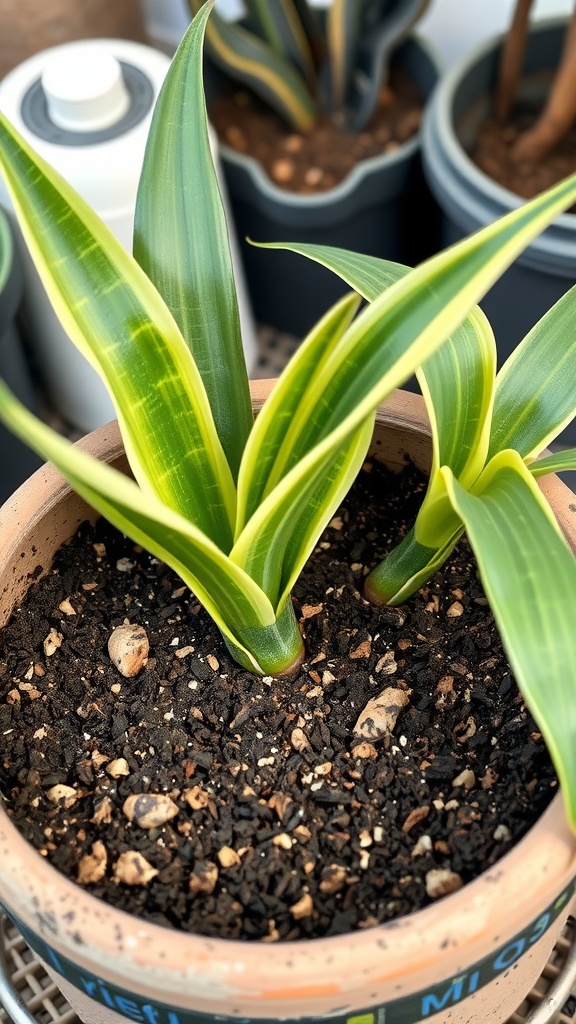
[1, 4, 576, 825]
[188, 0, 430, 132]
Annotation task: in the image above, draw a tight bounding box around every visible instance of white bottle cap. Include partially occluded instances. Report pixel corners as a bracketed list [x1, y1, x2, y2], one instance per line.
[41, 49, 130, 132]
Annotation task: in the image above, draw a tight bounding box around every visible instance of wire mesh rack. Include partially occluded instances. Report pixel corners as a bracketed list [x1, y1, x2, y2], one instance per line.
[0, 916, 76, 1024]
[0, 913, 574, 1024]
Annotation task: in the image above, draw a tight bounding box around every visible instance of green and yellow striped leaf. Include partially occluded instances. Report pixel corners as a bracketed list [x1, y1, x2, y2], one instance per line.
[489, 284, 576, 461]
[0, 114, 235, 551]
[252, 240, 495, 495]
[529, 449, 576, 478]
[250, 239, 406, 298]
[364, 525, 465, 606]
[443, 450, 576, 830]
[134, 0, 252, 481]
[0, 382, 302, 675]
[237, 292, 361, 531]
[236, 157, 576, 614]
[412, 304, 495, 551]
[233, 413, 374, 609]
[249, 179, 576, 607]
[253, 176, 576, 466]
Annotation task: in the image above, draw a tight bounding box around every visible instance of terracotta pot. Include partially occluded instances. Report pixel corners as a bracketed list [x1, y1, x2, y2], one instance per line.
[0, 382, 575, 1024]
[0, 0, 147, 80]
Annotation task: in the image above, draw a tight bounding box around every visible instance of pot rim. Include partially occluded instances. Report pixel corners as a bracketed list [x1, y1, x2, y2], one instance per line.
[0, 386, 575, 1005]
[424, 15, 576, 232]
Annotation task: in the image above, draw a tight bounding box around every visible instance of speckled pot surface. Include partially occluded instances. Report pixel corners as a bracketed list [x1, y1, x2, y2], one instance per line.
[0, 384, 575, 1024]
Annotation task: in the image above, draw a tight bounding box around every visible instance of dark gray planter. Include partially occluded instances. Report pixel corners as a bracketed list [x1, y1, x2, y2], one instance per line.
[422, 18, 576, 443]
[211, 36, 440, 339]
[0, 208, 41, 504]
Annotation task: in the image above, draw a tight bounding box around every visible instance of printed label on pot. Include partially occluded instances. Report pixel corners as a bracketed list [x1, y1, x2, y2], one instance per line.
[6, 876, 576, 1024]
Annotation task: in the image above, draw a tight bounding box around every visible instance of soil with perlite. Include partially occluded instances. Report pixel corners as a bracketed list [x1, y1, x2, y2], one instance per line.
[209, 70, 423, 194]
[0, 459, 555, 941]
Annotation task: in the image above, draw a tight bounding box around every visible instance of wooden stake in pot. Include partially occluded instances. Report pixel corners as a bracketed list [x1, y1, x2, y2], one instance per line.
[495, 0, 576, 164]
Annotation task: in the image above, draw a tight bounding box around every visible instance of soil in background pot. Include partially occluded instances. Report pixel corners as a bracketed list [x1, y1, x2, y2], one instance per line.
[471, 97, 576, 210]
[210, 69, 423, 195]
[0, 459, 556, 942]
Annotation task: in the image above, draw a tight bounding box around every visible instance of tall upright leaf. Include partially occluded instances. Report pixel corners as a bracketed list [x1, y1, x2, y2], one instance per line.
[0, 113, 235, 550]
[134, 1, 252, 481]
[237, 292, 361, 530]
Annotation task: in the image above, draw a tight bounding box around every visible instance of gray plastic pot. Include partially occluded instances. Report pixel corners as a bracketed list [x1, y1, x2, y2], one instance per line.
[422, 17, 576, 443]
[211, 36, 440, 339]
[0, 208, 41, 504]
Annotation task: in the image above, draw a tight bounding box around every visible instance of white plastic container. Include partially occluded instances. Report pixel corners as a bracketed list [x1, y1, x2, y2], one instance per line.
[0, 38, 256, 432]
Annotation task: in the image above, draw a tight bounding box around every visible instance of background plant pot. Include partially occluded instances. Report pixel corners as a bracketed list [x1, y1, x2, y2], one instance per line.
[422, 18, 576, 443]
[209, 37, 441, 339]
[0, 206, 41, 505]
[1, 384, 576, 1024]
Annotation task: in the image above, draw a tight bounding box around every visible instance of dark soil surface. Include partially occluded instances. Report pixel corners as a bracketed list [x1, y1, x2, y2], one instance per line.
[210, 70, 422, 194]
[0, 460, 556, 941]
[471, 100, 576, 210]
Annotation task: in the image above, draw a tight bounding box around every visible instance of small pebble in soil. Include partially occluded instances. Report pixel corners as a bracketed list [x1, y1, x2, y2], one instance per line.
[107, 622, 149, 677]
[107, 758, 130, 778]
[425, 869, 464, 899]
[46, 784, 78, 809]
[113, 851, 158, 886]
[353, 686, 411, 740]
[77, 841, 107, 885]
[290, 893, 314, 919]
[123, 794, 179, 829]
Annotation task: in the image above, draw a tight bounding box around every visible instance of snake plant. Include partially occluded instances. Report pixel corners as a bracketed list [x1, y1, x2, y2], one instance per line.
[259, 238, 576, 827]
[0, 3, 576, 832]
[188, 0, 430, 132]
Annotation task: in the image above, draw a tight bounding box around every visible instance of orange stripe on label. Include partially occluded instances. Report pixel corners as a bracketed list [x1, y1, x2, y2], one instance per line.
[262, 983, 341, 1000]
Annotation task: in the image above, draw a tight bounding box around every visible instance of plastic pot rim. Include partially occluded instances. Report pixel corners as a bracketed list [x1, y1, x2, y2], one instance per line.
[422, 16, 576, 270]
